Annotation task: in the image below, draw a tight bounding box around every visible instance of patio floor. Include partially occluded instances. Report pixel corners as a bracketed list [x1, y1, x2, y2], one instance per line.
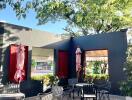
[25, 93, 127, 100]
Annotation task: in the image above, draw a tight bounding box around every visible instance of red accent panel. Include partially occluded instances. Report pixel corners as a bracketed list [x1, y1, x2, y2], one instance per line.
[9, 44, 28, 83]
[57, 51, 69, 78]
[9, 45, 17, 82]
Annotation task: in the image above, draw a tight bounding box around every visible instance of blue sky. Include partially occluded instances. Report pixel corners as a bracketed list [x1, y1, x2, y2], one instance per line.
[0, 5, 67, 34]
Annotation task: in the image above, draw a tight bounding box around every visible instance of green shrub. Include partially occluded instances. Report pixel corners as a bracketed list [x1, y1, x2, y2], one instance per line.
[31, 75, 44, 80]
[31, 74, 59, 86]
[93, 61, 102, 74]
[120, 47, 132, 96]
[84, 74, 109, 83]
[31, 59, 37, 68]
[120, 80, 132, 96]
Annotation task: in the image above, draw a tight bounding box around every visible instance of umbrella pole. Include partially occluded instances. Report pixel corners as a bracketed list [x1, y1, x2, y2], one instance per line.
[77, 71, 79, 80]
[18, 79, 21, 93]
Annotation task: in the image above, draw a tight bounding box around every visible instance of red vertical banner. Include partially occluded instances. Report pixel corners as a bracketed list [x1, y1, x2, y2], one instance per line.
[57, 51, 69, 78]
[9, 44, 28, 83]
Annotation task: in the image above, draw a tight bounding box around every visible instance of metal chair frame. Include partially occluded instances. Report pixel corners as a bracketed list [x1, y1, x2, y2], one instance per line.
[96, 81, 111, 100]
[81, 84, 97, 100]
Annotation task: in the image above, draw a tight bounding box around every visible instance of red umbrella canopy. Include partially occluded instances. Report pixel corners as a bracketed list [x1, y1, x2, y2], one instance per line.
[14, 44, 25, 83]
[76, 47, 82, 72]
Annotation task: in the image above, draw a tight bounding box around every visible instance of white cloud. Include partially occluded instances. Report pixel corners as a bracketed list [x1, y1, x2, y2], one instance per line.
[0, 20, 6, 23]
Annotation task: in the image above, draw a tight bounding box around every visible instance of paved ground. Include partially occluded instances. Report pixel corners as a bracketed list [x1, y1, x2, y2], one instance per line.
[25, 93, 128, 100]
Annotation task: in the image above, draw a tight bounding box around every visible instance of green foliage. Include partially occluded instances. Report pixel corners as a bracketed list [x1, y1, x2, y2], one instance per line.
[124, 47, 132, 80]
[31, 74, 59, 86]
[120, 80, 132, 96]
[84, 74, 109, 83]
[1, 0, 132, 36]
[0, 0, 27, 19]
[47, 74, 59, 86]
[120, 47, 132, 96]
[93, 61, 102, 74]
[86, 61, 108, 75]
[31, 75, 44, 80]
[31, 59, 37, 68]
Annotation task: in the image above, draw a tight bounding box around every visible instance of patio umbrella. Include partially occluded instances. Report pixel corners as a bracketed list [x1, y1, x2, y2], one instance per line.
[14, 44, 25, 84]
[76, 47, 82, 78]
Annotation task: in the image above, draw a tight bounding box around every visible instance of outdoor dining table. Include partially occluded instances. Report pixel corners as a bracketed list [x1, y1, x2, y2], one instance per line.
[0, 92, 25, 100]
[73, 83, 93, 99]
[75, 83, 91, 87]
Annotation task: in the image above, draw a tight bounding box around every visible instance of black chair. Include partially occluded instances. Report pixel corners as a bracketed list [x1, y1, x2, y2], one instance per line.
[81, 84, 97, 100]
[63, 78, 80, 98]
[95, 81, 111, 100]
[68, 78, 81, 98]
[100, 81, 111, 100]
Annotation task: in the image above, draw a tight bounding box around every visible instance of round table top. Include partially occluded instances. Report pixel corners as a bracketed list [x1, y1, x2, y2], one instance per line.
[75, 83, 92, 87]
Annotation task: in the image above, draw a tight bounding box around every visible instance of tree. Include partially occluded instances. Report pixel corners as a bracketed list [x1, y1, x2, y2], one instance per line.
[119, 46, 132, 96]
[0, 0, 29, 19]
[1, 0, 132, 36]
[124, 46, 132, 80]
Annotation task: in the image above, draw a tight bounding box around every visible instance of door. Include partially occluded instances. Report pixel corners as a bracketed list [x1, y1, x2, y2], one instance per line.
[57, 51, 69, 78]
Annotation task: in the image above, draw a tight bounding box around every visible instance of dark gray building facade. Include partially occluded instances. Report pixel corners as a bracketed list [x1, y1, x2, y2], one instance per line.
[0, 22, 128, 95]
[45, 30, 128, 94]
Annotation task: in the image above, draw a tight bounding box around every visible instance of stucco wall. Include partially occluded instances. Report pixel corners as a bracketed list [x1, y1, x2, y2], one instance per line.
[2, 22, 61, 47]
[0, 22, 61, 80]
[0, 22, 61, 96]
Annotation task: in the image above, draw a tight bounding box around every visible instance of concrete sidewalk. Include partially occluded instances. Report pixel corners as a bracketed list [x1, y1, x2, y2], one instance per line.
[25, 93, 131, 100]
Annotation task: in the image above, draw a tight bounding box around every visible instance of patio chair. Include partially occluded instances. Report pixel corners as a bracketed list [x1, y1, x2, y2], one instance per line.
[95, 81, 111, 100]
[99, 81, 111, 100]
[68, 78, 82, 98]
[63, 78, 78, 98]
[81, 84, 97, 100]
[51, 86, 63, 100]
